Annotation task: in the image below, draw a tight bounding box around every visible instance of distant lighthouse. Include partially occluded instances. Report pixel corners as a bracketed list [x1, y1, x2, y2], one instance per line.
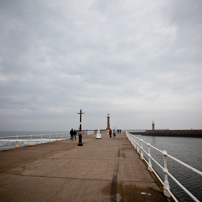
[152, 121, 155, 130]
[106, 114, 110, 130]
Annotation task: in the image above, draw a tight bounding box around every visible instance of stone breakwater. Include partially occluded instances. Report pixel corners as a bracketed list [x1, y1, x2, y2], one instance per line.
[143, 130, 202, 137]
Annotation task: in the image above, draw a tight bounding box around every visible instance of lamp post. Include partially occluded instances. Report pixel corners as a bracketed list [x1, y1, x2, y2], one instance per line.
[77, 109, 85, 146]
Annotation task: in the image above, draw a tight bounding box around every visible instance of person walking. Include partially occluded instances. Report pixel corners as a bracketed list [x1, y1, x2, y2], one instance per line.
[109, 129, 112, 138]
[113, 129, 116, 137]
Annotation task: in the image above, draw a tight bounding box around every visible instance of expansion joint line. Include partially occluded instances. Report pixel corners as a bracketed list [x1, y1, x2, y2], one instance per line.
[110, 140, 121, 202]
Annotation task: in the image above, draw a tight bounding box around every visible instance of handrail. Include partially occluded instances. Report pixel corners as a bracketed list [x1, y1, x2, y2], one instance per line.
[139, 136, 202, 177]
[167, 153, 202, 177]
[0, 133, 70, 151]
[0, 133, 67, 139]
[126, 131, 201, 202]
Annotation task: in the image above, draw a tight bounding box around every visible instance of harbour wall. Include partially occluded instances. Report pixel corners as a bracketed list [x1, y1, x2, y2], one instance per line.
[133, 130, 202, 138]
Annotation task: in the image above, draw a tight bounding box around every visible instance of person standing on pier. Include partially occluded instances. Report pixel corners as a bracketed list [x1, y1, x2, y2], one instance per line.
[70, 128, 74, 140]
[74, 129, 77, 141]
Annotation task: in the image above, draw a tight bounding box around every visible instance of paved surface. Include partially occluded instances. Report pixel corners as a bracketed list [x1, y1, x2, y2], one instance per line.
[0, 131, 170, 202]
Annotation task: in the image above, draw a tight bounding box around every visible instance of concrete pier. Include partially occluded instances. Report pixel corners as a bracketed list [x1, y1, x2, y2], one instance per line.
[0, 131, 169, 202]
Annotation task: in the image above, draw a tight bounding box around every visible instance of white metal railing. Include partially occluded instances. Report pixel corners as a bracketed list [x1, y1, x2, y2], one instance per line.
[0, 133, 70, 151]
[126, 131, 202, 202]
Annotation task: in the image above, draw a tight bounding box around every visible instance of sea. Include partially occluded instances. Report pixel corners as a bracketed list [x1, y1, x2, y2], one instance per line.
[132, 133, 202, 202]
[0, 131, 70, 150]
[0, 130, 94, 150]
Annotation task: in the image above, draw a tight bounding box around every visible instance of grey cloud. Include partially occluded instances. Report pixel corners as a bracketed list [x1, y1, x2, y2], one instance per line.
[0, 0, 202, 130]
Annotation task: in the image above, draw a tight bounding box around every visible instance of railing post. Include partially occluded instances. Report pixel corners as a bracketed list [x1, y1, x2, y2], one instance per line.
[49, 134, 51, 143]
[133, 136, 136, 149]
[62, 134, 63, 141]
[133, 137, 137, 149]
[16, 135, 18, 148]
[162, 150, 171, 197]
[128, 133, 132, 144]
[56, 134, 58, 141]
[41, 134, 43, 144]
[130, 135, 133, 146]
[30, 135, 32, 146]
[140, 139, 144, 159]
[148, 143, 152, 172]
[137, 137, 139, 153]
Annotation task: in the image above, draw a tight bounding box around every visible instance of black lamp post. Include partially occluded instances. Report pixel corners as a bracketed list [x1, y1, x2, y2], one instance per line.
[77, 109, 84, 146]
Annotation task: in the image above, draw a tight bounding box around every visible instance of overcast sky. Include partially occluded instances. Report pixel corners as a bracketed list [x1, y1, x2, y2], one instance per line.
[0, 0, 202, 131]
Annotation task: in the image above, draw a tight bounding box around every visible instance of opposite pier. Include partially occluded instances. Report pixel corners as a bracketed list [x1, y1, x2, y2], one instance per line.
[0, 131, 169, 202]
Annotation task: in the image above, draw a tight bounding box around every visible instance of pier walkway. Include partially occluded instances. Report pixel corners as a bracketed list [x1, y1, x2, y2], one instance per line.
[0, 131, 169, 202]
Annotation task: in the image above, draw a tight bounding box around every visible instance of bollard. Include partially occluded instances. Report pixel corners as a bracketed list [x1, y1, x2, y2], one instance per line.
[148, 143, 152, 172]
[96, 129, 101, 139]
[140, 139, 144, 159]
[16, 135, 18, 148]
[162, 150, 171, 197]
[56, 134, 58, 141]
[30, 135, 32, 146]
[49, 134, 51, 143]
[62, 134, 63, 141]
[41, 134, 43, 144]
